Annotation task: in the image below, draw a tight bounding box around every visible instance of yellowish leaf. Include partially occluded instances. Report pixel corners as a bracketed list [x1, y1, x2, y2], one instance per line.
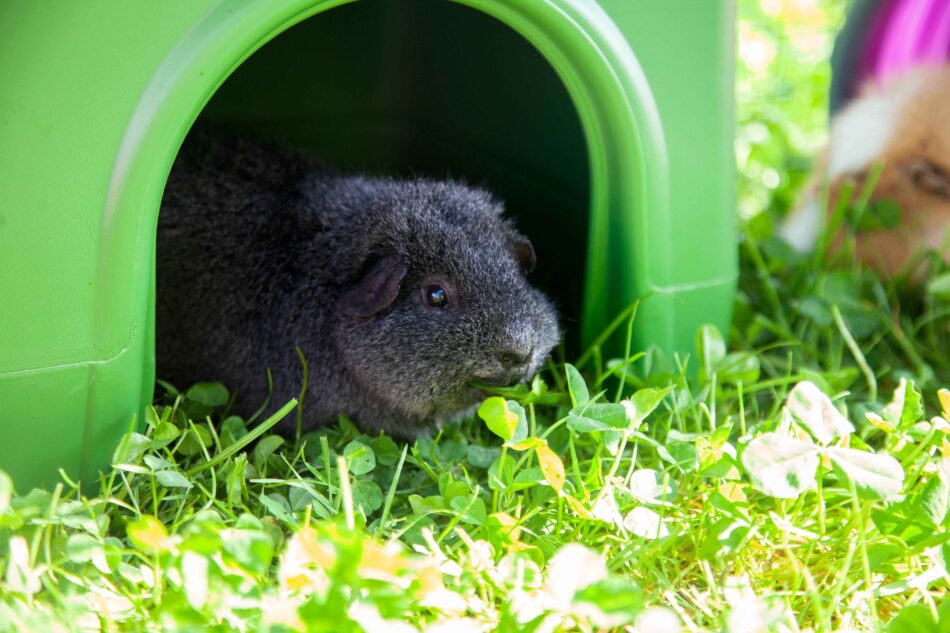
[126, 515, 171, 554]
[718, 481, 747, 503]
[296, 526, 335, 567]
[477, 397, 519, 440]
[509, 437, 544, 451]
[280, 526, 335, 592]
[536, 444, 565, 493]
[865, 411, 896, 434]
[723, 465, 741, 480]
[940, 389, 950, 419]
[416, 561, 445, 597]
[488, 511, 522, 543]
[359, 540, 410, 584]
[563, 495, 592, 519]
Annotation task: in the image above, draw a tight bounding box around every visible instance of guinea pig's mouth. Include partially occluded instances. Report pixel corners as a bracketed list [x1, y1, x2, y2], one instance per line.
[465, 365, 538, 402]
[467, 376, 526, 398]
[471, 376, 511, 387]
[467, 382, 494, 395]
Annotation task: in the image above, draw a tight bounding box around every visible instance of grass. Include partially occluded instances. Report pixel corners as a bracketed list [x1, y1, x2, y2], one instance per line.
[0, 221, 947, 633]
[2, 2, 950, 631]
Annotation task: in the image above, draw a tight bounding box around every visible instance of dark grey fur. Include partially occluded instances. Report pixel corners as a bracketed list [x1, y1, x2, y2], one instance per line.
[155, 130, 560, 437]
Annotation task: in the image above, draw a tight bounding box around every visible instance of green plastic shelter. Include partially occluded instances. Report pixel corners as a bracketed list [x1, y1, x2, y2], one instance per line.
[0, 0, 737, 490]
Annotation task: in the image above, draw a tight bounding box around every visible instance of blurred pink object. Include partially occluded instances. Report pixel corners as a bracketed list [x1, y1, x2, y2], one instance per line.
[859, 0, 950, 82]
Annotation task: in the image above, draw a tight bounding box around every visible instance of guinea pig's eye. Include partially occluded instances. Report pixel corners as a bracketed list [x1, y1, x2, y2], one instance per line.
[423, 284, 449, 309]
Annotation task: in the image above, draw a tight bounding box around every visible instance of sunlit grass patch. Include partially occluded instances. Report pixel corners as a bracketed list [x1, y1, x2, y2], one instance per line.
[0, 255, 947, 631]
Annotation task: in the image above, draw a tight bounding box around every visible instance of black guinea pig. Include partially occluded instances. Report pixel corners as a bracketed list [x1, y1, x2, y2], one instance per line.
[155, 129, 561, 437]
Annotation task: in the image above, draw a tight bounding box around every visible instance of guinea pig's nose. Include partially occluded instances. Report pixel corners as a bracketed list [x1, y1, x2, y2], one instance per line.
[497, 349, 531, 368]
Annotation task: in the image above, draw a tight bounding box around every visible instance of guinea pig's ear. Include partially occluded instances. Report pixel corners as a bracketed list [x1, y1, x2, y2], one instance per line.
[905, 158, 950, 199]
[510, 235, 536, 275]
[337, 251, 407, 318]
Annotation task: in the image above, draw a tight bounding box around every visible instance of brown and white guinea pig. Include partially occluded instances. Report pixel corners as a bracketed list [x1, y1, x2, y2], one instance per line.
[782, 65, 950, 276]
[155, 128, 560, 438]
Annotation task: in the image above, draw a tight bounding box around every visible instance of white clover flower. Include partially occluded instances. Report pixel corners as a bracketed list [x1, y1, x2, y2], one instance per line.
[634, 606, 682, 633]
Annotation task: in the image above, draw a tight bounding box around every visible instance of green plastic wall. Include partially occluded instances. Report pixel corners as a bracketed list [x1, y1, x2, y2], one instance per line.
[0, 0, 737, 491]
